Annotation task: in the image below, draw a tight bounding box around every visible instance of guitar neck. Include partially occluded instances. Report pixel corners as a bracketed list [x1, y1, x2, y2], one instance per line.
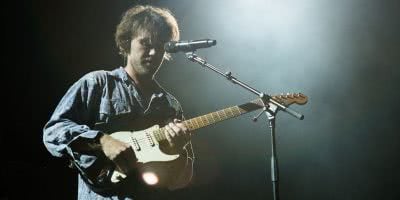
[184, 99, 264, 131]
[153, 99, 264, 142]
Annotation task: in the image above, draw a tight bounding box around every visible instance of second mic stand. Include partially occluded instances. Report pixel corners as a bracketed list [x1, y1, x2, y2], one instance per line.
[185, 52, 304, 200]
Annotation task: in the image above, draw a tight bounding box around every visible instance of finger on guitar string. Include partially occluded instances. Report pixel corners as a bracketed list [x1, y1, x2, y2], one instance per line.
[174, 122, 188, 135]
[164, 125, 174, 147]
[173, 118, 189, 136]
[167, 123, 178, 137]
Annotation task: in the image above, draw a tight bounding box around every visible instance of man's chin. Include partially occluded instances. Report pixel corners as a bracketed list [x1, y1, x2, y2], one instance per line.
[138, 68, 157, 77]
[136, 63, 159, 75]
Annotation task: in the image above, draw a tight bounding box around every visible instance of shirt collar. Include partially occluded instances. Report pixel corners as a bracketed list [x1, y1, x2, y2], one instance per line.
[114, 66, 133, 86]
[114, 66, 168, 99]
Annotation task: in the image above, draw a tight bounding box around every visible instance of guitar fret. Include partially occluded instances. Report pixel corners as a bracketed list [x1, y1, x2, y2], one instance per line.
[185, 120, 193, 130]
[216, 111, 221, 120]
[193, 117, 199, 128]
[206, 114, 213, 124]
[204, 116, 209, 126]
[212, 112, 217, 121]
[226, 108, 233, 118]
[205, 115, 210, 126]
[223, 110, 229, 119]
[183, 121, 189, 129]
[233, 106, 241, 115]
[230, 107, 235, 117]
[193, 118, 200, 129]
[232, 106, 238, 115]
[190, 119, 195, 129]
[224, 109, 229, 119]
[221, 110, 228, 118]
[229, 107, 235, 117]
[235, 106, 242, 114]
[196, 117, 203, 128]
[186, 120, 192, 130]
[216, 111, 223, 121]
[233, 107, 239, 116]
[201, 116, 208, 126]
[201, 116, 207, 126]
[219, 110, 226, 120]
[190, 120, 195, 129]
[211, 112, 218, 122]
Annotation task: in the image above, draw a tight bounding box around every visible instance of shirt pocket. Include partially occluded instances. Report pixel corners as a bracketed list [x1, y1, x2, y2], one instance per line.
[146, 105, 178, 126]
[96, 98, 132, 125]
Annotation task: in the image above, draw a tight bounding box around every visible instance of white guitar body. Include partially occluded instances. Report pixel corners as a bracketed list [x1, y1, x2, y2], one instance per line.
[91, 94, 307, 191]
[109, 125, 190, 190]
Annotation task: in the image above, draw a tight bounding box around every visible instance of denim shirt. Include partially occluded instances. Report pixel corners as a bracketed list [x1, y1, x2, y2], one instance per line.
[43, 67, 191, 199]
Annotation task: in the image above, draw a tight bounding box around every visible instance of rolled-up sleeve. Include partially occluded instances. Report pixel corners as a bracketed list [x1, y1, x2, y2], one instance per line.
[43, 73, 104, 169]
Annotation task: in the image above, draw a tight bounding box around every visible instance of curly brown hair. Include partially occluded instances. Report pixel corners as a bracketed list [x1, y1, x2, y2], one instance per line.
[115, 5, 180, 59]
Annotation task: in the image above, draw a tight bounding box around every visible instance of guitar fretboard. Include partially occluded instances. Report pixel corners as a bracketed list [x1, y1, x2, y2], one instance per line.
[152, 99, 264, 142]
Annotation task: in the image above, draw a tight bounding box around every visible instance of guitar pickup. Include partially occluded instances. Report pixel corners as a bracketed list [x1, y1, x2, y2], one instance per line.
[146, 132, 155, 147]
[131, 137, 141, 151]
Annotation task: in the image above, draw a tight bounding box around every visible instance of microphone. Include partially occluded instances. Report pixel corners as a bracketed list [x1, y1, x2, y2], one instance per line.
[164, 39, 217, 53]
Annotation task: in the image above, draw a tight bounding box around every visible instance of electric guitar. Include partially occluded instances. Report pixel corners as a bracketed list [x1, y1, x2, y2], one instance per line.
[87, 93, 308, 191]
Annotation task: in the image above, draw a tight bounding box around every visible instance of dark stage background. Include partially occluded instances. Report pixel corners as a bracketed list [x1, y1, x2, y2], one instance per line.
[7, 0, 400, 199]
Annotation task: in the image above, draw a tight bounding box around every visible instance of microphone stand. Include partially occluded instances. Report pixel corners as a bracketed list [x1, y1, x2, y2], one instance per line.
[185, 52, 304, 200]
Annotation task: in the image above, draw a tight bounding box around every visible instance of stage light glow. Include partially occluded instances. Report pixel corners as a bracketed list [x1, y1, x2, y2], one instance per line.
[142, 172, 159, 185]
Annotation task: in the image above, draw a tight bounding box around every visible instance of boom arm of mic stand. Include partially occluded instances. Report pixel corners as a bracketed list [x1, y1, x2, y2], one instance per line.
[185, 52, 304, 120]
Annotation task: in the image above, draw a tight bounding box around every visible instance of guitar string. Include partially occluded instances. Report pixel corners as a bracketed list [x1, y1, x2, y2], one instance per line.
[131, 107, 241, 144]
[124, 97, 300, 149]
[132, 98, 299, 145]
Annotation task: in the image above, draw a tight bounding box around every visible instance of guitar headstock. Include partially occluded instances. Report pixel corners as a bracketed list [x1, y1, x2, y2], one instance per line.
[272, 93, 308, 106]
